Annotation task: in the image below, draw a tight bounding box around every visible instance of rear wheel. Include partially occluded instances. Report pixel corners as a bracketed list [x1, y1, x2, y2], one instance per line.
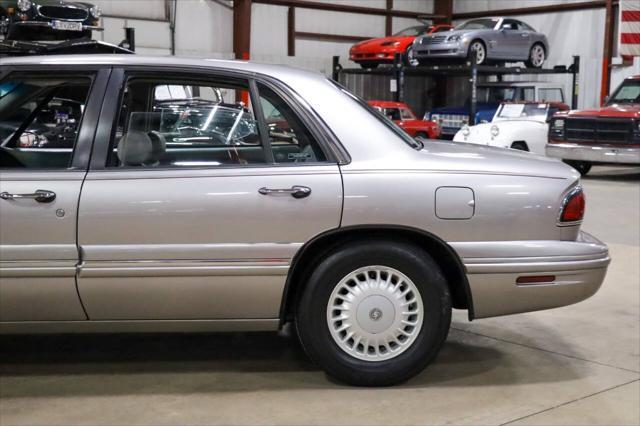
[415, 131, 429, 140]
[527, 43, 546, 68]
[564, 160, 592, 176]
[295, 240, 451, 386]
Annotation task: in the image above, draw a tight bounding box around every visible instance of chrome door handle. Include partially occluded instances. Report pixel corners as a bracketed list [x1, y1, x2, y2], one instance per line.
[0, 189, 56, 203]
[259, 185, 312, 199]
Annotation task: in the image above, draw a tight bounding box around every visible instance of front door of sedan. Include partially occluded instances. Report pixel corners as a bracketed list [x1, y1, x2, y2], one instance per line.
[75, 70, 343, 321]
[0, 69, 108, 321]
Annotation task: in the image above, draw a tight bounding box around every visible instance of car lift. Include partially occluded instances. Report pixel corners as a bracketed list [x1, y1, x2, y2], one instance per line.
[332, 53, 580, 125]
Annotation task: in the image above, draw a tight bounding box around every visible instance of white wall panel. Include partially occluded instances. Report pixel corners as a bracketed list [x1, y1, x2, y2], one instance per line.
[454, 0, 594, 13]
[92, 0, 167, 21]
[175, 0, 233, 56]
[251, 4, 288, 56]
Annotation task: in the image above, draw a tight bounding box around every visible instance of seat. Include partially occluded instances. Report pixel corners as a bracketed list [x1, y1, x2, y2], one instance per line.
[117, 131, 166, 167]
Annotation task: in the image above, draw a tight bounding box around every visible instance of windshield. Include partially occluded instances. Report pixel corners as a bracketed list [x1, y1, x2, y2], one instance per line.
[329, 80, 423, 150]
[494, 103, 548, 122]
[393, 26, 428, 37]
[608, 79, 640, 105]
[456, 18, 498, 30]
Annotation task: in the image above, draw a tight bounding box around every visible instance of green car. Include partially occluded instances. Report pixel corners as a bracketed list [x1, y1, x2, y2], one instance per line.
[0, 0, 102, 41]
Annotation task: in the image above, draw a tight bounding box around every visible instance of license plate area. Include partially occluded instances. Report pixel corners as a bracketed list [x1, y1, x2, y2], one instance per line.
[52, 20, 82, 31]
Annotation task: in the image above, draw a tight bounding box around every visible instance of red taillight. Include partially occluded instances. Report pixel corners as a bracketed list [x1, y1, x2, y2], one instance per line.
[560, 189, 585, 223]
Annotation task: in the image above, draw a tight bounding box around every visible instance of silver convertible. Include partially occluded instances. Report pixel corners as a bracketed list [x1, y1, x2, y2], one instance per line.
[411, 17, 549, 68]
[0, 55, 608, 386]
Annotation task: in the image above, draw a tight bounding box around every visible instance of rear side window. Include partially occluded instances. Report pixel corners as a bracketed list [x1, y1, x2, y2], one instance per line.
[0, 76, 92, 169]
[256, 82, 328, 164]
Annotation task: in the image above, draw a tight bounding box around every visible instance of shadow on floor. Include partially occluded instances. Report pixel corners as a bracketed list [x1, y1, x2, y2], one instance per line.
[0, 325, 582, 397]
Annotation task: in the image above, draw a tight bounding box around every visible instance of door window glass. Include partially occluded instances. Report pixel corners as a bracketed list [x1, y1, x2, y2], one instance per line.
[257, 82, 328, 164]
[108, 78, 264, 168]
[523, 87, 535, 101]
[400, 108, 414, 120]
[383, 108, 401, 121]
[539, 88, 564, 103]
[0, 76, 92, 169]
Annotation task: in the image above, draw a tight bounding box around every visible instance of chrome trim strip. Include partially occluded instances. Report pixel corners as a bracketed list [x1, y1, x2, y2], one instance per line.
[79, 261, 289, 277]
[81, 243, 303, 261]
[0, 266, 76, 277]
[0, 319, 279, 334]
[465, 256, 610, 274]
[0, 244, 78, 261]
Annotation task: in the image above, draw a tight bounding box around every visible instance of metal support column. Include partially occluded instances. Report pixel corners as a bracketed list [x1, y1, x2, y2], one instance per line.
[332, 56, 341, 82]
[571, 55, 580, 109]
[469, 51, 478, 126]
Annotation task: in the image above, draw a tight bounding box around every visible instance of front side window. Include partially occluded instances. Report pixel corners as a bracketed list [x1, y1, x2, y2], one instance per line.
[400, 108, 415, 120]
[500, 19, 520, 30]
[0, 76, 92, 169]
[539, 88, 564, 103]
[608, 79, 640, 104]
[383, 108, 401, 121]
[393, 26, 428, 37]
[108, 78, 264, 168]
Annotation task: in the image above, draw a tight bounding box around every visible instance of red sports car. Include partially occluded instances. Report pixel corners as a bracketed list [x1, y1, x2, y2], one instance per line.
[350, 24, 453, 68]
[368, 100, 441, 139]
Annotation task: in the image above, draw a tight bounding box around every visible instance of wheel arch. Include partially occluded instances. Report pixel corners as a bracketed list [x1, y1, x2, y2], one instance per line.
[279, 225, 474, 327]
[511, 140, 529, 151]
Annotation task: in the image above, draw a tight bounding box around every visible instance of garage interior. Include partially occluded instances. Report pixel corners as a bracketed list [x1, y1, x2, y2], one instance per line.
[1, 0, 639, 425]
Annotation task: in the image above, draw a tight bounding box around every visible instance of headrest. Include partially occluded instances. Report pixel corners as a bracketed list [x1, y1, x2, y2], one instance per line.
[117, 131, 166, 166]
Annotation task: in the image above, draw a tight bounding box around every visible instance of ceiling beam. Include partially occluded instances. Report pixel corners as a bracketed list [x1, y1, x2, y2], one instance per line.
[252, 0, 445, 19]
[452, 0, 615, 20]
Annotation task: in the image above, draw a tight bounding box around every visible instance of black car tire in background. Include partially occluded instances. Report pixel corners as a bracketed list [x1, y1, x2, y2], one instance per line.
[564, 160, 592, 176]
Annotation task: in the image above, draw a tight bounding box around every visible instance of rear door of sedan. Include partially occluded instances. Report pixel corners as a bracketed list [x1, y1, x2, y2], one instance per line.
[75, 67, 343, 321]
[0, 65, 109, 321]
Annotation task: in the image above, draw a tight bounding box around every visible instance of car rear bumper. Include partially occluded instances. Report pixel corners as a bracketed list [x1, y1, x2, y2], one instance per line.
[546, 142, 640, 164]
[453, 231, 610, 318]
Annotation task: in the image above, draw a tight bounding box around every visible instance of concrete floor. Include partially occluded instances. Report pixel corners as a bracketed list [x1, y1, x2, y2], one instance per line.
[1, 165, 639, 426]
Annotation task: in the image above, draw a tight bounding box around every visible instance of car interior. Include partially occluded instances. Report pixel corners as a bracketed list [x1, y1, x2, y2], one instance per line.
[0, 77, 91, 169]
[0, 76, 327, 170]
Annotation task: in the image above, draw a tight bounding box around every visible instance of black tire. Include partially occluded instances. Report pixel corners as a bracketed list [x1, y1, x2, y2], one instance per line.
[295, 240, 451, 386]
[526, 43, 546, 68]
[511, 141, 529, 151]
[468, 40, 487, 65]
[415, 131, 429, 140]
[564, 160, 592, 176]
[359, 61, 379, 69]
[405, 45, 418, 66]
